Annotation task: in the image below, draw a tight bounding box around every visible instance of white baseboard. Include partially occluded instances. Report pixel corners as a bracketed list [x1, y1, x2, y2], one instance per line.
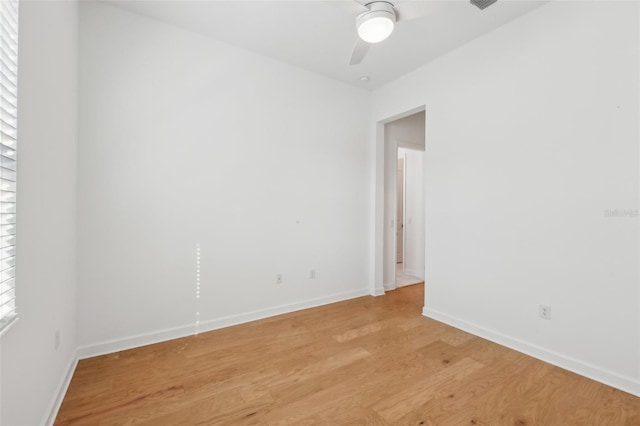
[77, 322, 198, 360]
[43, 350, 78, 426]
[77, 288, 370, 360]
[372, 286, 386, 296]
[423, 307, 640, 398]
[383, 281, 396, 292]
[404, 269, 424, 280]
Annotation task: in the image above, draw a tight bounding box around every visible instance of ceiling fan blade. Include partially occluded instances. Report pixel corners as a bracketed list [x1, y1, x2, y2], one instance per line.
[349, 38, 370, 65]
[326, 0, 368, 16]
[470, 0, 498, 11]
[394, 1, 431, 22]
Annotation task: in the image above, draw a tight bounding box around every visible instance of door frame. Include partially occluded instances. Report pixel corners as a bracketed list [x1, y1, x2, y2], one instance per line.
[371, 105, 426, 296]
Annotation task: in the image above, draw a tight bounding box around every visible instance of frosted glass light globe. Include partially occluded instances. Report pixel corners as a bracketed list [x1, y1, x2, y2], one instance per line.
[356, 2, 396, 44]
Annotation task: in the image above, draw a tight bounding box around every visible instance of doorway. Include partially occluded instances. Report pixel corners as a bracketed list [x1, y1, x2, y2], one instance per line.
[396, 157, 404, 265]
[395, 147, 424, 288]
[379, 110, 426, 293]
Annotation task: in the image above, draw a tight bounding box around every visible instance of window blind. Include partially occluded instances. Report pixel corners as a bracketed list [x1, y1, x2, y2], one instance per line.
[0, 0, 18, 333]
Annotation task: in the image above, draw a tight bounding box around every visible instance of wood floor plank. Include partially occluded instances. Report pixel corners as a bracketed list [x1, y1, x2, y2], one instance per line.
[370, 357, 485, 422]
[55, 284, 640, 425]
[394, 354, 529, 425]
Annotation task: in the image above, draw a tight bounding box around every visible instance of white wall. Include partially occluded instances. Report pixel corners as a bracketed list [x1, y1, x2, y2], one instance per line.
[398, 148, 425, 280]
[0, 2, 78, 425]
[386, 112, 426, 151]
[76, 2, 371, 353]
[383, 113, 425, 288]
[373, 1, 640, 395]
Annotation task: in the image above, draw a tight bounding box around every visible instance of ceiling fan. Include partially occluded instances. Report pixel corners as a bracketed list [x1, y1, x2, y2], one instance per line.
[331, 0, 498, 66]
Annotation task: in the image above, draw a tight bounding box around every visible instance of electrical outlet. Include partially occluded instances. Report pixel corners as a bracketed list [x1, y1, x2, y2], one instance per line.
[539, 304, 551, 320]
[54, 329, 60, 350]
[276, 274, 283, 284]
[310, 269, 316, 279]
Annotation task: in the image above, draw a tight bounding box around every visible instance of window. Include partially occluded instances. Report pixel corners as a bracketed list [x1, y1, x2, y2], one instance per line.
[0, 0, 18, 334]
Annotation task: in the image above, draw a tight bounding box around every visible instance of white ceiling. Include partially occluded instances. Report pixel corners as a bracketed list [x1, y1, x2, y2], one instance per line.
[104, 0, 547, 89]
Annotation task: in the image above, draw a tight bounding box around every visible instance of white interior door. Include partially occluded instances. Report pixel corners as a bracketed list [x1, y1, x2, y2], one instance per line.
[396, 157, 404, 264]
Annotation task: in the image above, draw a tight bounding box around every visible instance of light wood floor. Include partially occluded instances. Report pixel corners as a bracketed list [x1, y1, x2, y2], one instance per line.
[56, 284, 640, 425]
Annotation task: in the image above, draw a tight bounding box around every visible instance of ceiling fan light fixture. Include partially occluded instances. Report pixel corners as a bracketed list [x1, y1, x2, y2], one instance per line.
[356, 2, 396, 44]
